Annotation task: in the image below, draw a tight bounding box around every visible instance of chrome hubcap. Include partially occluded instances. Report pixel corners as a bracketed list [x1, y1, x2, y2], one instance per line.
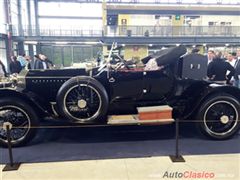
[78, 99, 87, 109]
[220, 115, 229, 124]
[0, 106, 31, 143]
[2, 122, 13, 130]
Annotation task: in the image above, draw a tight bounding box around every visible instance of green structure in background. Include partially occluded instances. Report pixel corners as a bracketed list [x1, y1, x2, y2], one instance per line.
[41, 46, 102, 68]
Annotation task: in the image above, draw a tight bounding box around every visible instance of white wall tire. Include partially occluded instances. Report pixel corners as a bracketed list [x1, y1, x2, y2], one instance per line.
[0, 98, 39, 147]
[196, 94, 240, 140]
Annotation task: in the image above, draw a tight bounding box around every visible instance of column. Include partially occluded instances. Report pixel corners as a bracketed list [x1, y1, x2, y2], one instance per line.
[17, 0, 23, 36]
[17, 41, 24, 55]
[34, 0, 40, 36]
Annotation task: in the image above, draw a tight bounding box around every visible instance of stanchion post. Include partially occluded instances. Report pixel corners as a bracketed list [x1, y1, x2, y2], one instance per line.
[2, 122, 21, 171]
[169, 118, 185, 163]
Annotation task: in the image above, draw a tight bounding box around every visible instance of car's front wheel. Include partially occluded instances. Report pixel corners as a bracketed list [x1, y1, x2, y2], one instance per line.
[196, 94, 240, 140]
[0, 98, 39, 147]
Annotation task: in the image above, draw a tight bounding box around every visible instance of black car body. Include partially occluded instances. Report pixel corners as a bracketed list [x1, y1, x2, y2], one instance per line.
[1, 45, 240, 147]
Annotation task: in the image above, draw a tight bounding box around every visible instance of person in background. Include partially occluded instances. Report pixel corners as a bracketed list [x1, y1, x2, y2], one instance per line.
[33, 54, 44, 69]
[207, 51, 235, 84]
[46, 57, 54, 69]
[25, 55, 34, 70]
[222, 51, 228, 60]
[40, 54, 54, 69]
[234, 50, 240, 88]
[191, 48, 200, 54]
[39, 54, 49, 69]
[226, 53, 236, 67]
[9, 56, 22, 74]
[0, 59, 7, 80]
[207, 50, 215, 64]
[232, 52, 237, 60]
[17, 54, 27, 69]
[226, 52, 237, 84]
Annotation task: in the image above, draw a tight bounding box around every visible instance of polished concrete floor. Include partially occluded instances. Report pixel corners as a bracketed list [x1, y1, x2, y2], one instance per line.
[1, 124, 240, 180]
[1, 154, 240, 180]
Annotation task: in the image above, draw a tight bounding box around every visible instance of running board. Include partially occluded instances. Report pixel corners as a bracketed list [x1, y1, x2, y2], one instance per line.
[107, 115, 174, 125]
[108, 105, 174, 125]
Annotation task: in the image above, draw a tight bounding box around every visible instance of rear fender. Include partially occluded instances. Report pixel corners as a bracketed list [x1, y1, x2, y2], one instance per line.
[186, 84, 240, 119]
[199, 85, 240, 106]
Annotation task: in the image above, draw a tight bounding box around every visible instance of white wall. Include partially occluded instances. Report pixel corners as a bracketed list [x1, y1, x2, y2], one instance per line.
[0, 41, 7, 68]
[129, 15, 240, 27]
[130, 15, 156, 26]
[200, 15, 240, 26]
[0, 1, 7, 34]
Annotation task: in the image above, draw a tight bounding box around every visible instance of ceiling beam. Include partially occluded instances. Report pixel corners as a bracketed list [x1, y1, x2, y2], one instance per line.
[107, 9, 240, 16]
[38, 0, 101, 3]
[12, 35, 240, 46]
[38, 15, 102, 20]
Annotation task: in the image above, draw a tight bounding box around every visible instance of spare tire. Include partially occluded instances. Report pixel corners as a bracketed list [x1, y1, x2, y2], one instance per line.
[56, 76, 108, 123]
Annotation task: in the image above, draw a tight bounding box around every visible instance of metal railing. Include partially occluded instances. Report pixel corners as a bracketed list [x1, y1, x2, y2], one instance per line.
[12, 27, 104, 37]
[36, 0, 240, 5]
[105, 25, 240, 37]
[12, 25, 240, 37]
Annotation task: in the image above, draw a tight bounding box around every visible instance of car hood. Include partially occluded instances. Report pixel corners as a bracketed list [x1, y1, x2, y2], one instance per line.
[25, 68, 89, 78]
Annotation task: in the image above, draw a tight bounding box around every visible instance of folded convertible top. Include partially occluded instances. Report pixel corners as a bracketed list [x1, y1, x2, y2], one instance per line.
[142, 45, 187, 66]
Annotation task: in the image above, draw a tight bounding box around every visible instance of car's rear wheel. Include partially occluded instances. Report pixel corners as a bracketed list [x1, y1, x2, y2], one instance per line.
[57, 76, 108, 123]
[0, 98, 39, 147]
[196, 94, 240, 140]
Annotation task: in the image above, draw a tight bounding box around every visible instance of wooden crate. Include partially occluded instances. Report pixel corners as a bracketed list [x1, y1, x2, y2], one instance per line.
[137, 105, 173, 120]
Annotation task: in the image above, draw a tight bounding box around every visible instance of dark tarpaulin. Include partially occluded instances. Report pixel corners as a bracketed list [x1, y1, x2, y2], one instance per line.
[142, 45, 187, 66]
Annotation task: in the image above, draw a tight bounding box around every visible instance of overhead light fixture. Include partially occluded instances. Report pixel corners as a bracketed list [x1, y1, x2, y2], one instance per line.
[225, 43, 229, 47]
[24, 41, 38, 45]
[54, 41, 100, 45]
[176, 44, 180, 46]
[203, 43, 207, 46]
[55, 42, 68, 44]
[82, 42, 100, 45]
[149, 44, 153, 47]
[122, 44, 125, 47]
[192, 45, 196, 48]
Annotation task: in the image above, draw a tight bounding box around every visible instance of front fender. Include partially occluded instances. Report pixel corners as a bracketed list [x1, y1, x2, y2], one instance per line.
[0, 89, 48, 117]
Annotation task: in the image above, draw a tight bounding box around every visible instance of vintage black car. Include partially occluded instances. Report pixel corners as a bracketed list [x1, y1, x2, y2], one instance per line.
[0, 45, 240, 147]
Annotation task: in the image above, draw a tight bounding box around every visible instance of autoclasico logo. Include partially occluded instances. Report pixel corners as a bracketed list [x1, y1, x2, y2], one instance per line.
[162, 171, 215, 179]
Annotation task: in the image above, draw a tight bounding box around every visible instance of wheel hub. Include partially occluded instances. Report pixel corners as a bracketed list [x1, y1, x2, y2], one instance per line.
[0, 106, 31, 144]
[220, 115, 230, 124]
[2, 122, 13, 131]
[78, 99, 87, 109]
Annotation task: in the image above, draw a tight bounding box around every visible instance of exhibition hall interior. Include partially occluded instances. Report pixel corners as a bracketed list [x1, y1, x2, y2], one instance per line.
[0, 0, 240, 179]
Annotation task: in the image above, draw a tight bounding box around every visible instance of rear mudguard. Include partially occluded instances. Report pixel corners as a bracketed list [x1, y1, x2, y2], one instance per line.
[181, 83, 240, 119]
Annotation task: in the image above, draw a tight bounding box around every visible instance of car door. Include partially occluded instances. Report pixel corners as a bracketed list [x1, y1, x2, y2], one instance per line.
[109, 69, 144, 101]
[142, 68, 175, 101]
